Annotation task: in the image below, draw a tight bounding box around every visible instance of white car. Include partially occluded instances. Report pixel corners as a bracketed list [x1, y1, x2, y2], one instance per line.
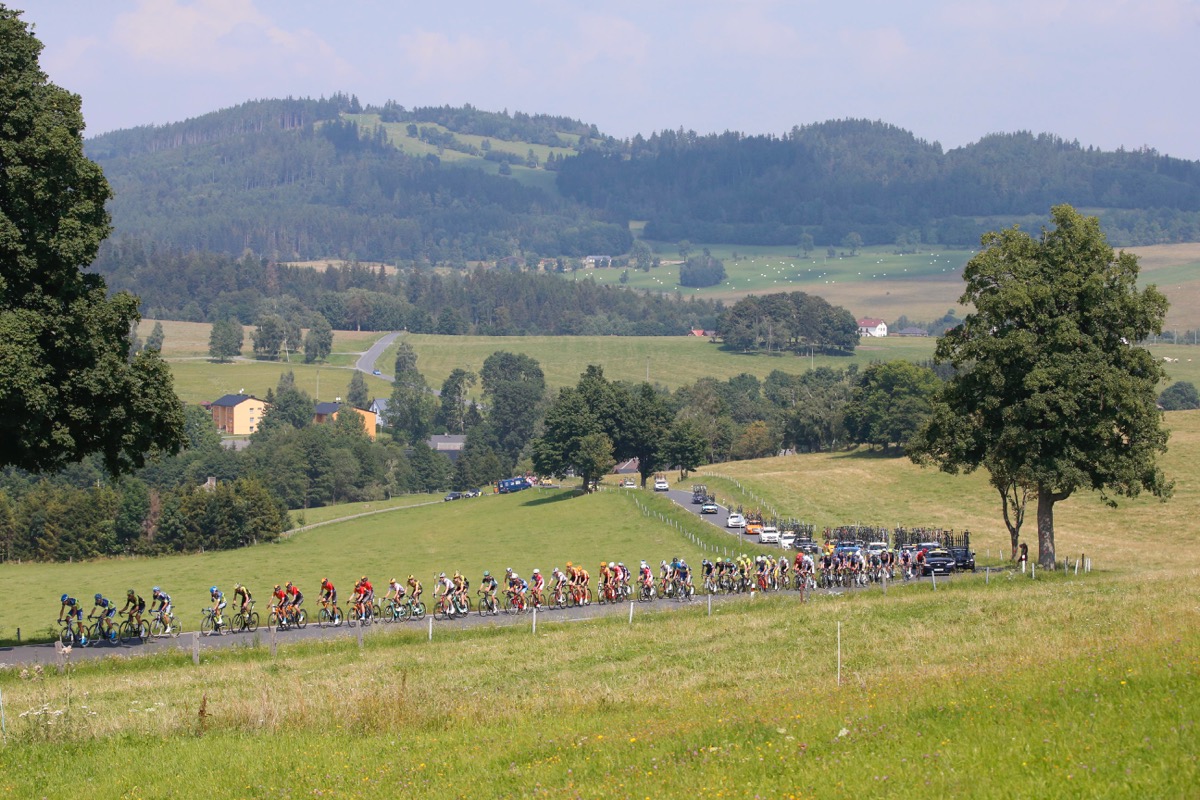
[866, 541, 889, 557]
[758, 525, 780, 544]
[653, 477, 669, 491]
[726, 513, 746, 529]
[620, 478, 637, 488]
[780, 530, 796, 549]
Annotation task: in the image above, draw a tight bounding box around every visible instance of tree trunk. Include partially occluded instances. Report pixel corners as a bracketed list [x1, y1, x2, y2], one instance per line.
[1036, 486, 1057, 568]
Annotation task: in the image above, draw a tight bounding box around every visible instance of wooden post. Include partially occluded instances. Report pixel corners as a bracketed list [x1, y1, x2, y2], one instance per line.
[837, 621, 841, 687]
[985, 567, 990, 585]
[931, 573, 937, 591]
[1031, 563, 1036, 580]
[428, 616, 433, 641]
[357, 625, 364, 650]
[628, 602, 634, 625]
[192, 632, 200, 665]
[532, 607, 537, 635]
[269, 624, 277, 658]
[708, 593, 712, 616]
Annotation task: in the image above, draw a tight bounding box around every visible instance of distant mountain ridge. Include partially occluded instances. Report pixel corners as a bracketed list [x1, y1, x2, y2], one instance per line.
[86, 98, 1200, 262]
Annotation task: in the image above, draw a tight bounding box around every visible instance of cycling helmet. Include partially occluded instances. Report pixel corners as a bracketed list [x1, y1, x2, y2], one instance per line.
[390, 578, 397, 584]
[640, 561, 647, 567]
[61, 594, 69, 603]
[286, 581, 293, 587]
[127, 589, 136, 596]
[533, 568, 540, 574]
[210, 586, 218, 594]
[233, 583, 241, 590]
[408, 575, 414, 581]
[321, 578, 327, 585]
[608, 562, 615, 568]
[661, 560, 667, 567]
[274, 584, 281, 590]
[566, 561, 572, 568]
[152, 586, 160, 593]
[483, 571, 490, 578]
[618, 562, 624, 567]
[439, 572, 446, 578]
[94, 593, 102, 600]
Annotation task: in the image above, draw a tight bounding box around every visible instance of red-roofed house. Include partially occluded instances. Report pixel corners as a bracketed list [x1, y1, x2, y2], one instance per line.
[857, 318, 888, 337]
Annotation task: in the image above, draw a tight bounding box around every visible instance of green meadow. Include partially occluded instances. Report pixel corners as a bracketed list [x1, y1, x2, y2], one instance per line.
[1, 417, 1198, 795]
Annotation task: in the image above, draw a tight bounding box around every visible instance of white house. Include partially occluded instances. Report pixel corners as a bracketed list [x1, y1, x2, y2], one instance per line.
[857, 318, 888, 337]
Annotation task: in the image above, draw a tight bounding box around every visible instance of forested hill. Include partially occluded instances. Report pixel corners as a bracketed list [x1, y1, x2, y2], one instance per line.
[557, 120, 1200, 247]
[87, 100, 1200, 264]
[86, 96, 630, 263]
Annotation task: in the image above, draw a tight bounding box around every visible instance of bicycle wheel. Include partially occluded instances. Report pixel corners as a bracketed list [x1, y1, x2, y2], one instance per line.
[411, 602, 425, 620]
[246, 612, 259, 632]
[150, 616, 166, 637]
[268, 612, 281, 630]
[201, 615, 215, 636]
[318, 608, 333, 628]
[295, 609, 307, 629]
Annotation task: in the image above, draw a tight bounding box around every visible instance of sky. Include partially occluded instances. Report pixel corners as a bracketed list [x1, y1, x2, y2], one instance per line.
[17, 0, 1200, 159]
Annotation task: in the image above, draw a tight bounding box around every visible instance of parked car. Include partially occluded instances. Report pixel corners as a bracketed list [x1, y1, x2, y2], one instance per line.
[701, 501, 719, 514]
[372, 369, 382, 376]
[726, 513, 746, 529]
[653, 477, 670, 492]
[621, 478, 637, 489]
[758, 525, 780, 544]
[922, 548, 957, 576]
[948, 546, 976, 572]
[465, 488, 482, 498]
[443, 491, 463, 502]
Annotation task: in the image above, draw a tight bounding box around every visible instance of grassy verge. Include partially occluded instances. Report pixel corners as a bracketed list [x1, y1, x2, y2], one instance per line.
[0, 566, 1194, 798]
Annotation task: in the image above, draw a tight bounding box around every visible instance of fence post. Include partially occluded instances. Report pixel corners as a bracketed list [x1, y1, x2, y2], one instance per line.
[985, 567, 990, 585]
[15, 628, 18, 643]
[357, 625, 364, 650]
[837, 621, 841, 687]
[1031, 563, 1036, 580]
[931, 573, 937, 591]
[628, 602, 634, 625]
[192, 632, 200, 665]
[269, 624, 277, 658]
[708, 593, 712, 616]
[532, 607, 537, 635]
[54, 641, 64, 674]
[428, 616, 433, 641]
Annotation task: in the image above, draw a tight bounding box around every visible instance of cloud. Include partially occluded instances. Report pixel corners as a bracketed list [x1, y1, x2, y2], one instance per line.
[111, 0, 353, 80]
[395, 30, 511, 86]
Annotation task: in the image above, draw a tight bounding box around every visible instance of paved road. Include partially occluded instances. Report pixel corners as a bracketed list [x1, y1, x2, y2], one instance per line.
[662, 484, 769, 551]
[354, 331, 401, 380]
[0, 588, 758, 668]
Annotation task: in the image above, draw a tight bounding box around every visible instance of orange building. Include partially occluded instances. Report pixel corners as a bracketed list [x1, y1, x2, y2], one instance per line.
[210, 394, 269, 435]
[312, 401, 377, 440]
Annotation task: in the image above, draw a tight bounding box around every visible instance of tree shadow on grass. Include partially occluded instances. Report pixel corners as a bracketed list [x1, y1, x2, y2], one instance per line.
[519, 489, 584, 507]
[829, 446, 908, 460]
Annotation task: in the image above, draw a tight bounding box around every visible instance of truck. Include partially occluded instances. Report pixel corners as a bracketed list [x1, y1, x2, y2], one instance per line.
[498, 476, 532, 494]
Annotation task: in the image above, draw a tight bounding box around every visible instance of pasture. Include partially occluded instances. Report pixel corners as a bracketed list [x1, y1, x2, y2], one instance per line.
[0, 406, 1197, 796]
[378, 333, 937, 394]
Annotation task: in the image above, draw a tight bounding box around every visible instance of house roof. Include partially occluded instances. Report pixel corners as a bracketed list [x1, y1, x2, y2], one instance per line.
[427, 434, 466, 450]
[369, 398, 389, 413]
[313, 401, 342, 416]
[857, 318, 886, 327]
[211, 393, 260, 407]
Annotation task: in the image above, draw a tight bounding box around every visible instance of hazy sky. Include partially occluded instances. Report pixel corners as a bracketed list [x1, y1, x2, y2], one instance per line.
[18, 0, 1200, 158]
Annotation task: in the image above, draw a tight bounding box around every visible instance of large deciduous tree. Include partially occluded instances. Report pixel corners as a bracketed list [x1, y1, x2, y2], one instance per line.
[909, 205, 1172, 567]
[0, 8, 185, 474]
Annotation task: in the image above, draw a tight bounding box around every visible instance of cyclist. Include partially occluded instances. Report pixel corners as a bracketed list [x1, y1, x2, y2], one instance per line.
[209, 586, 226, 627]
[702, 558, 714, 585]
[435, 572, 453, 611]
[777, 555, 790, 587]
[359, 576, 375, 616]
[59, 593, 87, 644]
[387, 577, 405, 604]
[271, 584, 287, 619]
[616, 562, 630, 597]
[506, 570, 524, 609]
[407, 574, 423, 603]
[676, 558, 692, 595]
[233, 582, 252, 618]
[576, 565, 590, 604]
[150, 586, 173, 632]
[319, 577, 337, 608]
[550, 567, 568, 603]
[121, 588, 146, 631]
[529, 568, 545, 608]
[283, 581, 303, 621]
[88, 592, 118, 641]
[598, 561, 612, 599]
[348, 578, 365, 619]
[480, 570, 498, 612]
[639, 561, 654, 594]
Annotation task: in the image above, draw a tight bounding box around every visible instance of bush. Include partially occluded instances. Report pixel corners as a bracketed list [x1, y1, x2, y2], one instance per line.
[1159, 381, 1200, 411]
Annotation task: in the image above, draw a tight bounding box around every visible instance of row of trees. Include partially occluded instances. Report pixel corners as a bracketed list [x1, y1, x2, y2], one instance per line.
[94, 246, 721, 337]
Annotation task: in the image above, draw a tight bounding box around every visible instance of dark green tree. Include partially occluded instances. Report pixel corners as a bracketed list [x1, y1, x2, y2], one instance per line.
[303, 314, 333, 363]
[479, 351, 546, 467]
[347, 371, 369, 409]
[1159, 381, 1200, 411]
[662, 416, 709, 479]
[144, 321, 165, 352]
[844, 361, 939, 450]
[208, 318, 244, 362]
[0, 8, 185, 474]
[436, 368, 476, 434]
[393, 341, 418, 376]
[909, 206, 1172, 567]
[252, 314, 287, 358]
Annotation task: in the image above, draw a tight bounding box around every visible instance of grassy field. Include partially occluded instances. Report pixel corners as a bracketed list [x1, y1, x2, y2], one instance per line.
[378, 333, 937, 394]
[0, 484, 709, 645]
[1, 418, 1198, 794]
[141, 319, 392, 404]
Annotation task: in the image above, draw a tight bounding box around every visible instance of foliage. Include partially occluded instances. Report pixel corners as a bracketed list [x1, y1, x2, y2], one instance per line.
[1159, 380, 1200, 411]
[558, 119, 1200, 247]
[208, 318, 244, 361]
[303, 314, 333, 363]
[346, 371, 368, 409]
[435, 369, 477, 435]
[476, 351, 547, 469]
[908, 205, 1172, 566]
[843, 361, 940, 450]
[677, 253, 726, 288]
[717, 291, 859, 353]
[0, 8, 186, 475]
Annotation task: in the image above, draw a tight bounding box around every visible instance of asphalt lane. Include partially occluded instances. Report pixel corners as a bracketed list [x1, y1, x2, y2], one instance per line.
[354, 331, 401, 380]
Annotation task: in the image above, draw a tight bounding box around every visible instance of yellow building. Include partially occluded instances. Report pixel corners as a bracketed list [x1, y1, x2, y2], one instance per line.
[313, 401, 377, 440]
[209, 394, 269, 435]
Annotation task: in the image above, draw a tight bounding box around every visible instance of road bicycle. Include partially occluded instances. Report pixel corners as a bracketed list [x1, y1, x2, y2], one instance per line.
[268, 604, 307, 631]
[317, 599, 342, 628]
[118, 612, 150, 644]
[149, 608, 181, 638]
[231, 601, 259, 633]
[200, 607, 232, 636]
[434, 591, 469, 620]
[58, 618, 89, 647]
[502, 589, 527, 615]
[394, 596, 426, 621]
[673, 578, 695, 602]
[477, 589, 500, 616]
[87, 614, 121, 645]
[638, 580, 656, 602]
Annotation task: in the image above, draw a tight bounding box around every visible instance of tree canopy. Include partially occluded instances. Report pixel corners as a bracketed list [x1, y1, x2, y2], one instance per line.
[0, 7, 185, 475]
[909, 205, 1172, 566]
